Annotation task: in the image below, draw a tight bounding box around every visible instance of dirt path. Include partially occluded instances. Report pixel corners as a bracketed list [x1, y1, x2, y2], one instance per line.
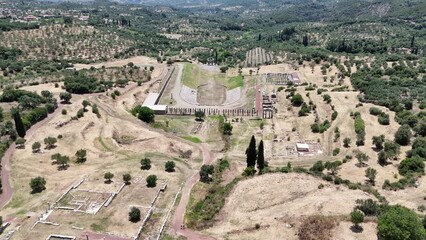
[0, 103, 65, 209]
[171, 143, 216, 240]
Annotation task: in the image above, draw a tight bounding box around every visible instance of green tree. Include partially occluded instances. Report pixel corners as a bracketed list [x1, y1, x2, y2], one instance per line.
[82, 100, 90, 111]
[398, 157, 425, 176]
[123, 173, 132, 185]
[59, 92, 72, 103]
[378, 205, 426, 240]
[394, 125, 412, 146]
[30, 176, 46, 193]
[104, 172, 114, 183]
[146, 175, 157, 188]
[355, 151, 369, 167]
[200, 164, 215, 183]
[291, 94, 304, 106]
[384, 141, 400, 160]
[194, 110, 205, 121]
[137, 106, 155, 123]
[365, 167, 377, 186]
[44, 137, 57, 149]
[165, 161, 176, 172]
[75, 149, 87, 163]
[223, 122, 233, 135]
[32, 141, 41, 153]
[350, 210, 364, 231]
[372, 135, 385, 150]
[140, 158, 151, 170]
[257, 140, 265, 172]
[246, 135, 257, 168]
[324, 161, 342, 175]
[343, 137, 351, 148]
[378, 150, 387, 166]
[11, 107, 25, 137]
[310, 161, 324, 172]
[129, 207, 141, 222]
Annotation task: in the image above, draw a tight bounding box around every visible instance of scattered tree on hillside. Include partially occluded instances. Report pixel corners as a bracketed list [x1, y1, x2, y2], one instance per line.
[372, 135, 385, 150]
[32, 141, 41, 153]
[140, 158, 151, 170]
[343, 137, 351, 148]
[355, 151, 369, 167]
[200, 164, 215, 183]
[104, 172, 114, 183]
[324, 161, 342, 175]
[394, 125, 412, 146]
[44, 137, 57, 149]
[30, 176, 46, 193]
[165, 161, 176, 172]
[146, 175, 157, 188]
[75, 149, 87, 163]
[365, 167, 377, 186]
[59, 92, 72, 103]
[350, 210, 364, 231]
[123, 173, 132, 185]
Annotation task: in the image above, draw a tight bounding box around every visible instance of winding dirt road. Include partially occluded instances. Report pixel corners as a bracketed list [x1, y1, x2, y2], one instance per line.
[170, 143, 217, 240]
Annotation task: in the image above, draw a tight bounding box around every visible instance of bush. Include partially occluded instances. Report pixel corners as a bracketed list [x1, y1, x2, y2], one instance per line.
[355, 199, 380, 216]
[123, 173, 132, 184]
[369, 107, 382, 116]
[398, 157, 424, 176]
[291, 94, 304, 106]
[332, 148, 340, 156]
[310, 161, 324, 172]
[76, 109, 84, 118]
[378, 112, 390, 125]
[61, 109, 67, 115]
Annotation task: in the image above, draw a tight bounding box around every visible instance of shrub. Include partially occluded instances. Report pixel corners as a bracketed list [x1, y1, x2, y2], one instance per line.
[332, 148, 340, 156]
[398, 157, 424, 176]
[61, 109, 67, 115]
[369, 107, 382, 116]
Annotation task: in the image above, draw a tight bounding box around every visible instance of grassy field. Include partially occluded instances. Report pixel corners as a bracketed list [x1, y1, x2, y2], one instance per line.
[182, 63, 244, 90]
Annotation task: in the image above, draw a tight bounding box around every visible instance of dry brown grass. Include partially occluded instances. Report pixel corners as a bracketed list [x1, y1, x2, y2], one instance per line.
[298, 216, 337, 240]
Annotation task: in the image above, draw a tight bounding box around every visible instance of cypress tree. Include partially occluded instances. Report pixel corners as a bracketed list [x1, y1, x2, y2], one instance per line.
[246, 135, 257, 167]
[257, 140, 265, 172]
[12, 108, 25, 138]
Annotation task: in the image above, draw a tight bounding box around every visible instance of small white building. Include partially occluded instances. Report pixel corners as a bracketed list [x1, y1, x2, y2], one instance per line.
[296, 143, 310, 152]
